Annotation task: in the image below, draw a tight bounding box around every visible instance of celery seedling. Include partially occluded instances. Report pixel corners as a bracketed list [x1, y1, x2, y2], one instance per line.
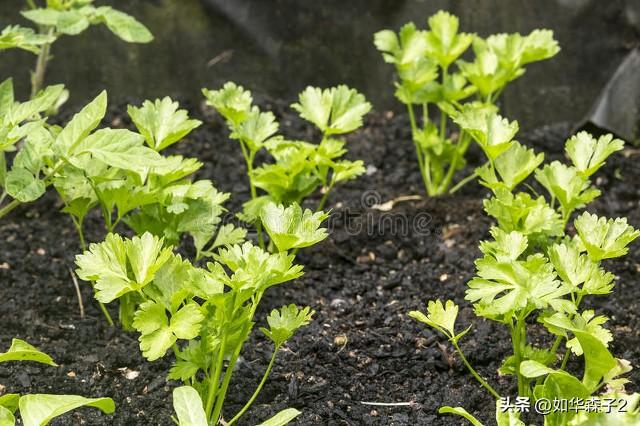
[374, 10, 559, 196]
[203, 83, 368, 249]
[76, 202, 327, 425]
[411, 117, 639, 424]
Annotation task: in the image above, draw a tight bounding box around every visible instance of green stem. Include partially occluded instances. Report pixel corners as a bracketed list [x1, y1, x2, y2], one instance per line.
[205, 335, 227, 418]
[452, 340, 500, 399]
[449, 169, 479, 194]
[31, 27, 55, 99]
[511, 313, 529, 397]
[0, 199, 21, 219]
[210, 346, 242, 424]
[407, 104, 432, 195]
[317, 181, 335, 211]
[227, 345, 281, 425]
[440, 132, 472, 194]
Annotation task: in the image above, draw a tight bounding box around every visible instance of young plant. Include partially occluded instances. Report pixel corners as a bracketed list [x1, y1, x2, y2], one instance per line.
[410, 118, 640, 424]
[75, 202, 327, 425]
[374, 10, 559, 196]
[203, 82, 369, 248]
[1, 0, 152, 99]
[0, 338, 115, 425]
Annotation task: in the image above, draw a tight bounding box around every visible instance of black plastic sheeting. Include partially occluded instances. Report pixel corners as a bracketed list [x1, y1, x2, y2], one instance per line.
[0, 0, 638, 134]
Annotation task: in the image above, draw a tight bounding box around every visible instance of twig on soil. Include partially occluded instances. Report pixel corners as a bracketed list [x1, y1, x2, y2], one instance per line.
[371, 195, 422, 212]
[360, 401, 416, 407]
[68, 267, 85, 318]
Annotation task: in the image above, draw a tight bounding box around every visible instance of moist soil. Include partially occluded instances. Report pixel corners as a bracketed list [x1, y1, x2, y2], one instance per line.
[1, 99, 639, 426]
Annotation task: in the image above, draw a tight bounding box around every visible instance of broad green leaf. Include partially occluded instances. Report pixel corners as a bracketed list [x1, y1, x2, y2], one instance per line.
[0, 78, 15, 117]
[4, 168, 45, 202]
[292, 85, 371, 135]
[495, 399, 525, 426]
[438, 406, 483, 426]
[0, 393, 19, 413]
[566, 132, 624, 178]
[70, 128, 163, 180]
[0, 25, 55, 54]
[260, 202, 329, 252]
[128, 97, 201, 151]
[203, 82, 253, 126]
[55, 91, 107, 157]
[574, 212, 640, 261]
[409, 299, 460, 339]
[0, 405, 15, 426]
[172, 386, 207, 426]
[57, 10, 90, 35]
[424, 10, 473, 68]
[574, 331, 617, 391]
[519, 360, 556, 378]
[521, 29, 560, 64]
[5, 85, 65, 126]
[20, 9, 60, 26]
[0, 339, 56, 366]
[260, 304, 314, 346]
[332, 159, 365, 183]
[499, 345, 554, 376]
[478, 227, 528, 262]
[19, 395, 114, 426]
[256, 408, 302, 426]
[93, 7, 153, 43]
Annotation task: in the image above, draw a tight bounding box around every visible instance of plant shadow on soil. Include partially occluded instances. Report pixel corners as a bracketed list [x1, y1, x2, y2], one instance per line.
[1, 99, 639, 425]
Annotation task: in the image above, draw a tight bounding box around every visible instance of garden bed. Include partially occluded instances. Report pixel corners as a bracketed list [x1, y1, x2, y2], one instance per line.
[1, 101, 639, 425]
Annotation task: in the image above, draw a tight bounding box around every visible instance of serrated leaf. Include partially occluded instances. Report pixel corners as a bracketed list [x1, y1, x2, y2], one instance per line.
[203, 82, 253, 126]
[489, 142, 544, 190]
[424, 10, 473, 68]
[260, 202, 329, 252]
[566, 132, 624, 178]
[260, 304, 314, 346]
[19, 394, 115, 426]
[535, 162, 599, 219]
[0, 339, 56, 366]
[55, 91, 107, 157]
[574, 212, 640, 261]
[0, 25, 55, 54]
[454, 106, 518, 160]
[292, 85, 371, 135]
[128, 97, 201, 151]
[409, 299, 459, 339]
[231, 107, 279, 152]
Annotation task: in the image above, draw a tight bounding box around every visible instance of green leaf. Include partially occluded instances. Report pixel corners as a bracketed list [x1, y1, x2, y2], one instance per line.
[574, 331, 617, 391]
[70, 128, 163, 180]
[495, 399, 525, 426]
[75, 232, 173, 303]
[438, 406, 483, 426]
[566, 132, 624, 178]
[203, 82, 253, 126]
[0, 393, 19, 413]
[214, 241, 303, 291]
[4, 168, 45, 202]
[0, 78, 15, 117]
[409, 299, 460, 339]
[0, 25, 55, 54]
[93, 7, 153, 43]
[574, 212, 640, 261]
[128, 97, 201, 151]
[231, 107, 279, 152]
[133, 301, 204, 361]
[260, 304, 314, 346]
[500, 345, 554, 376]
[57, 10, 90, 35]
[488, 142, 544, 190]
[0, 405, 15, 425]
[292, 85, 371, 135]
[5, 85, 65, 126]
[332, 160, 365, 183]
[55, 91, 107, 157]
[19, 395, 114, 426]
[20, 9, 60, 26]
[260, 202, 329, 252]
[0, 339, 56, 366]
[172, 386, 207, 426]
[535, 162, 600, 219]
[424, 11, 473, 68]
[256, 408, 302, 426]
[209, 223, 247, 251]
[521, 29, 560, 64]
[454, 106, 518, 160]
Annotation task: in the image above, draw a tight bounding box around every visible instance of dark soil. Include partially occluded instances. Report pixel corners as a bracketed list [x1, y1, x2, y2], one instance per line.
[1, 100, 639, 426]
